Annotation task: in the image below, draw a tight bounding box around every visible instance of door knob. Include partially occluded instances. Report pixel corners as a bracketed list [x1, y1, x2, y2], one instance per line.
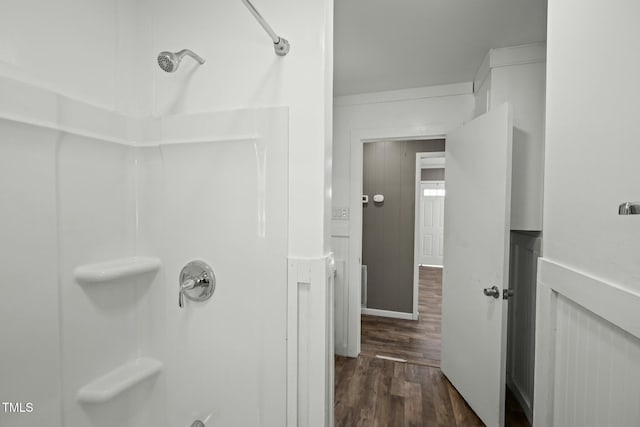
[179, 260, 216, 308]
[619, 202, 640, 215]
[483, 285, 500, 299]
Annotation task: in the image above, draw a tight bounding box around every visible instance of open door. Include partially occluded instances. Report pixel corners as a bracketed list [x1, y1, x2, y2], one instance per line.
[441, 103, 513, 427]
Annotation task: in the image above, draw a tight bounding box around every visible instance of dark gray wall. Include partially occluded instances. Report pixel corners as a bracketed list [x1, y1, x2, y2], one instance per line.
[421, 168, 445, 181]
[363, 139, 445, 313]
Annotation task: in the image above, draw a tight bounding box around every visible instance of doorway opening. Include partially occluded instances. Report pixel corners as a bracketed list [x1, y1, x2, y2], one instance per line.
[336, 115, 533, 427]
[359, 141, 445, 366]
[417, 156, 446, 269]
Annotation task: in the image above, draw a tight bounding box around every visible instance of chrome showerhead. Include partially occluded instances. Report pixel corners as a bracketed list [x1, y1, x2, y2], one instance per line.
[157, 52, 179, 72]
[157, 49, 205, 73]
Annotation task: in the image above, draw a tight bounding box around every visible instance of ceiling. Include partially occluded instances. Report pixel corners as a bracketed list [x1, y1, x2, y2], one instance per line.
[334, 0, 547, 96]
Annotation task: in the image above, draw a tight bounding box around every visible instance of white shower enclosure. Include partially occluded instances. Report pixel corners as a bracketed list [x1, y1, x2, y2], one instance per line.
[0, 76, 297, 427]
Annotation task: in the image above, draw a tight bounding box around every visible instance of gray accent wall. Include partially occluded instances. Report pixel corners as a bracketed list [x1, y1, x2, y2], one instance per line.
[362, 139, 445, 313]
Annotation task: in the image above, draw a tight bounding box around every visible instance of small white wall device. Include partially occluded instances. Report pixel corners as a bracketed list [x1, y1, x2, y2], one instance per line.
[373, 194, 384, 203]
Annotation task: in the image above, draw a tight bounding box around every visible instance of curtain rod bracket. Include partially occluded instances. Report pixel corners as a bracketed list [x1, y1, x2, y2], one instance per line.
[274, 37, 290, 56]
[241, 0, 290, 56]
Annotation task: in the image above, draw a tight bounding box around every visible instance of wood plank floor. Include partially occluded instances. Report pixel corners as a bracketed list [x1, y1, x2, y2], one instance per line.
[335, 266, 531, 427]
[360, 266, 443, 366]
[335, 355, 530, 427]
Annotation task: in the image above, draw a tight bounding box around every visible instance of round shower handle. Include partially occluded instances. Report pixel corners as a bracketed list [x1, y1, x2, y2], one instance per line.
[178, 260, 216, 308]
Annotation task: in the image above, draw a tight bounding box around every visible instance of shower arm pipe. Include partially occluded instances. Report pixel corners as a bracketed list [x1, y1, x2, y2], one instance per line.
[241, 0, 290, 56]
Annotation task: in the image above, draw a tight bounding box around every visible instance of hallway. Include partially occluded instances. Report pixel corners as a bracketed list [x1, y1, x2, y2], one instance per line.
[335, 354, 483, 426]
[335, 266, 531, 426]
[361, 267, 442, 366]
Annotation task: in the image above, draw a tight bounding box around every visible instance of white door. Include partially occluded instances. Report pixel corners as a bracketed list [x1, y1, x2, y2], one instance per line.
[441, 103, 513, 427]
[419, 181, 445, 266]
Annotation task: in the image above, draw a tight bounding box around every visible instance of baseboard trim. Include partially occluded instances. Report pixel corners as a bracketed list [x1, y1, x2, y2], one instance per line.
[507, 377, 533, 425]
[361, 307, 416, 320]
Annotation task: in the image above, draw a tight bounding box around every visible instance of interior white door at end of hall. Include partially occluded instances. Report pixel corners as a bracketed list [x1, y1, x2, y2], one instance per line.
[419, 181, 445, 267]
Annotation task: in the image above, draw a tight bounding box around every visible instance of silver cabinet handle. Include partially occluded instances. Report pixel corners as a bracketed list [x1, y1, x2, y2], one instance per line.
[619, 202, 640, 215]
[178, 261, 216, 308]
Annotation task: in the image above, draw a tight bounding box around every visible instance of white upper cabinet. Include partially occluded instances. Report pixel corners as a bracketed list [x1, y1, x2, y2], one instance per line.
[474, 43, 546, 231]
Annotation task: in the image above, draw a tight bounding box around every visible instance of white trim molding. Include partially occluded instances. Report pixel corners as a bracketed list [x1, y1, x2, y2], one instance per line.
[334, 82, 472, 107]
[413, 152, 446, 319]
[287, 255, 335, 427]
[474, 43, 546, 94]
[420, 156, 446, 169]
[346, 127, 446, 357]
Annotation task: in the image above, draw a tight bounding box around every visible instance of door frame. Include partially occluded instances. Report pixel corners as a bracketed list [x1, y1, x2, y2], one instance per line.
[346, 125, 446, 357]
[413, 153, 446, 319]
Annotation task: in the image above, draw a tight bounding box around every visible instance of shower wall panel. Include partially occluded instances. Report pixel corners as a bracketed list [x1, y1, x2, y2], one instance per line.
[137, 108, 290, 427]
[0, 77, 164, 427]
[0, 119, 61, 427]
[56, 135, 164, 427]
[0, 77, 291, 427]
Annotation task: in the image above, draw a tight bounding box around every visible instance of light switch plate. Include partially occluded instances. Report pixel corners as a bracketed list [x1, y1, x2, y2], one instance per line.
[332, 207, 350, 220]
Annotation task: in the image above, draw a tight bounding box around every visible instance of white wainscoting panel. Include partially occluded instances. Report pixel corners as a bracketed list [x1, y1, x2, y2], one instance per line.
[332, 255, 348, 356]
[534, 258, 640, 427]
[288, 255, 334, 427]
[553, 294, 640, 427]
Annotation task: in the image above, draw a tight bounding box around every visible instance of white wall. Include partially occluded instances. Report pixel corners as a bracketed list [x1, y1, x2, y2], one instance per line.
[544, 1, 640, 286]
[332, 83, 475, 356]
[0, 0, 151, 116]
[149, 0, 333, 258]
[534, 0, 640, 425]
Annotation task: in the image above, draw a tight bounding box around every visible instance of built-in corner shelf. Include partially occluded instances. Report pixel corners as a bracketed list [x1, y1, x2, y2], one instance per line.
[77, 357, 162, 403]
[74, 256, 161, 284]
